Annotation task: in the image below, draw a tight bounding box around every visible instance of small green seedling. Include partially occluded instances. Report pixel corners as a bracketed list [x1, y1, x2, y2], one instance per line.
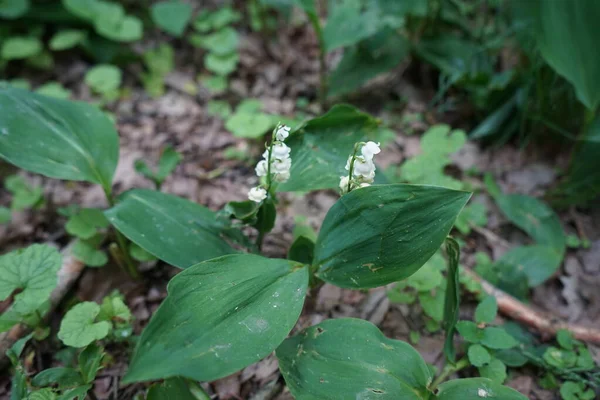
[134, 145, 182, 189]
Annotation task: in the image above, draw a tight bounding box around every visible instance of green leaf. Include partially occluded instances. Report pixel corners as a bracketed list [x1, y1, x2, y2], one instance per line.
[419, 287, 445, 322]
[207, 100, 232, 119]
[556, 329, 575, 350]
[525, 0, 600, 109]
[27, 388, 57, 400]
[49, 30, 87, 51]
[58, 302, 111, 348]
[197, 27, 238, 55]
[205, 52, 239, 76]
[147, 377, 197, 400]
[150, 1, 192, 37]
[543, 346, 577, 369]
[72, 239, 108, 267]
[1, 36, 42, 60]
[468, 344, 491, 367]
[443, 237, 460, 363]
[6, 333, 33, 366]
[32, 367, 83, 388]
[313, 184, 470, 288]
[157, 146, 182, 182]
[454, 202, 487, 235]
[193, 8, 241, 32]
[123, 254, 308, 383]
[84, 64, 121, 95]
[494, 194, 565, 252]
[322, 0, 380, 51]
[278, 104, 379, 192]
[254, 198, 276, 235]
[494, 245, 562, 287]
[481, 327, 519, 350]
[560, 381, 595, 400]
[0, 244, 61, 315]
[11, 369, 28, 400]
[288, 235, 315, 265]
[66, 208, 109, 239]
[456, 321, 484, 343]
[0, 87, 119, 189]
[35, 82, 71, 99]
[129, 243, 157, 262]
[56, 385, 91, 400]
[0, 206, 11, 224]
[105, 189, 236, 269]
[95, 11, 143, 43]
[199, 74, 228, 94]
[436, 378, 527, 400]
[97, 292, 131, 323]
[276, 318, 432, 399]
[225, 111, 273, 138]
[329, 29, 408, 97]
[78, 343, 104, 384]
[478, 358, 507, 384]
[5, 175, 43, 211]
[475, 296, 497, 324]
[0, 0, 30, 19]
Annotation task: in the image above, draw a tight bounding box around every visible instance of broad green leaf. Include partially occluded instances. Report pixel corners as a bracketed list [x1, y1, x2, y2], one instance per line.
[5, 174, 43, 211]
[56, 385, 91, 400]
[419, 287, 445, 322]
[468, 344, 491, 367]
[11, 370, 28, 400]
[495, 194, 565, 251]
[62, 0, 98, 20]
[150, 1, 192, 37]
[144, 44, 175, 75]
[147, 378, 197, 400]
[6, 333, 33, 365]
[157, 146, 182, 181]
[278, 104, 379, 192]
[456, 321, 484, 343]
[524, 0, 600, 109]
[105, 189, 236, 269]
[0, 0, 30, 19]
[0, 87, 119, 189]
[436, 378, 527, 400]
[58, 302, 111, 348]
[560, 381, 595, 400]
[478, 358, 507, 384]
[129, 243, 157, 262]
[556, 329, 575, 350]
[0, 244, 61, 314]
[313, 184, 470, 288]
[225, 111, 273, 139]
[405, 252, 444, 291]
[475, 296, 497, 324]
[32, 367, 83, 388]
[84, 64, 121, 95]
[96, 15, 143, 42]
[1, 36, 42, 60]
[193, 8, 241, 32]
[322, 0, 379, 51]
[123, 254, 309, 383]
[78, 343, 104, 384]
[288, 235, 315, 265]
[481, 327, 519, 350]
[329, 28, 409, 97]
[494, 245, 562, 287]
[27, 388, 57, 400]
[35, 83, 71, 99]
[443, 237, 460, 363]
[49, 30, 86, 51]
[72, 239, 108, 267]
[66, 208, 109, 239]
[197, 27, 238, 55]
[205, 52, 239, 76]
[97, 292, 131, 323]
[276, 318, 432, 399]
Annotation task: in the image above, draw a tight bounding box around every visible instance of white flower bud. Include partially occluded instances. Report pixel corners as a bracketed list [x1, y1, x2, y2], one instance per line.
[255, 160, 268, 177]
[275, 125, 291, 141]
[274, 171, 290, 183]
[359, 182, 371, 188]
[271, 143, 291, 160]
[272, 157, 291, 173]
[339, 176, 350, 193]
[248, 186, 267, 203]
[361, 141, 381, 161]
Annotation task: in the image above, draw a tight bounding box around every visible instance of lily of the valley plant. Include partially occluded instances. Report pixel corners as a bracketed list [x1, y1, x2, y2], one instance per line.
[0, 88, 528, 400]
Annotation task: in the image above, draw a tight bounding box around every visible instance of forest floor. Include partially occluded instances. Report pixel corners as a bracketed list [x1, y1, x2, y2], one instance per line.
[1, 12, 599, 400]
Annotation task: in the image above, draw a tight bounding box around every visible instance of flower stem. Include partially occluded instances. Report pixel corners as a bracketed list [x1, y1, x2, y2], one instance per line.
[103, 186, 140, 280]
[346, 142, 361, 193]
[429, 357, 470, 391]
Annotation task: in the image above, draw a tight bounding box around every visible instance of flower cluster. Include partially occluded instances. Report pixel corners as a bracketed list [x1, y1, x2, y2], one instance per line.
[340, 141, 381, 194]
[248, 125, 292, 203]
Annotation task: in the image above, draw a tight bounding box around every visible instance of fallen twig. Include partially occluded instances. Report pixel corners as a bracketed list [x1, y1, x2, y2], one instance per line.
[462, 267, 600, 344]
[0, 242, 85, 369]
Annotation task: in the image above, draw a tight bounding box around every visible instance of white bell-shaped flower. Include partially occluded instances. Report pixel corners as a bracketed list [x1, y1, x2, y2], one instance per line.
[271, 143, 291, 160]
[275, 125, 291, 141]
[272, 157, 292, 173]
[339, 176, 350, 193]
[352, 157, 376, 179]
[255, 160, 268, 177]
[273, 170, 290, 183]
[248, 186, 267, 203]
[361, 141, 381, 161]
